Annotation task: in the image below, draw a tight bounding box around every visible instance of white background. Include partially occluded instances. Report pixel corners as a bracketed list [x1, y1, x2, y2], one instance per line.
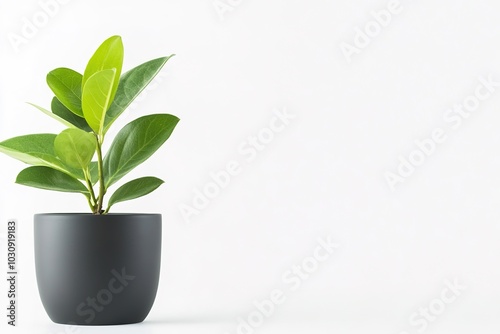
[1, 0, 500, 333]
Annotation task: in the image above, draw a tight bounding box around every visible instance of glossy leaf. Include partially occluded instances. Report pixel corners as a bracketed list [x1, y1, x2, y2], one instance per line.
[103, 114, 179, 187]
[82, 69, 116, 134]
[46, 68, 83, 116]
[27, 102, 76, 129]
[83, 35, 123, 103]
[0, 134, 81, 178]
[16, 166, 88, 194]
[54, 129, 96, 170]
[51, 97, 92, 132]
[104, 56, 174, 133]
[107, 176, 164, 210]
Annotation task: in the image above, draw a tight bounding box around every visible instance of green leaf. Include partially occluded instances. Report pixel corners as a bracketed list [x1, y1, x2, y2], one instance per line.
[54, 129, 96, 170]
[104, 55, 174, 133]
[89, 161, 99, 185]
[83, 35, 123, 103]
[16, 166, 88, 194]
[103, 114, 179, 187]
[107, 176, 164, 211]
[0, 134, 81, 179]
[82, 69, 116, 134]
[27, 102, 76, 129]
[51, 97, 92, 132]
[46, 68, 83, 116]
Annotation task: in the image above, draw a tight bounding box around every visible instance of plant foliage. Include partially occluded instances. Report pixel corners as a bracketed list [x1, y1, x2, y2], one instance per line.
[0, 36, 178, 214]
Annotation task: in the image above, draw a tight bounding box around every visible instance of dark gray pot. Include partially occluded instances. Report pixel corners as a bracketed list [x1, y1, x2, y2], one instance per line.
[34, 213, 161, 325]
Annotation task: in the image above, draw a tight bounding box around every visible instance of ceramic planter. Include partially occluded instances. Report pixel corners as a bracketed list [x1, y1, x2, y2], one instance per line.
[34, 213, 161, 325]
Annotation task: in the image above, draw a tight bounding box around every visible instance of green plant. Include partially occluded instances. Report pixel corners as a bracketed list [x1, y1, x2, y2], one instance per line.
[0, 36, 179, 214]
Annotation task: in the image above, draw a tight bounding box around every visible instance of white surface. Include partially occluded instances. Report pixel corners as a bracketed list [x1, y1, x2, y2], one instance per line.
[1, 0, 500, 333]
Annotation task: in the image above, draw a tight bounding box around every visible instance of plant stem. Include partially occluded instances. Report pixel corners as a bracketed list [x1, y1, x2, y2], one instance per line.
[86, 195, 95, 212]
[95, 135, 106, 214]
[83, 168, 97, 207]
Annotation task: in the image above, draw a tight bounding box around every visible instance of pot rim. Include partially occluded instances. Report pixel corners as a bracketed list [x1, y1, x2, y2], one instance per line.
[34, 213, 162, 216]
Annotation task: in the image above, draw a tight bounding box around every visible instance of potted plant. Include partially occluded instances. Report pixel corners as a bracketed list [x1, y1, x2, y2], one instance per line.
[0, 35, 179, 325]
